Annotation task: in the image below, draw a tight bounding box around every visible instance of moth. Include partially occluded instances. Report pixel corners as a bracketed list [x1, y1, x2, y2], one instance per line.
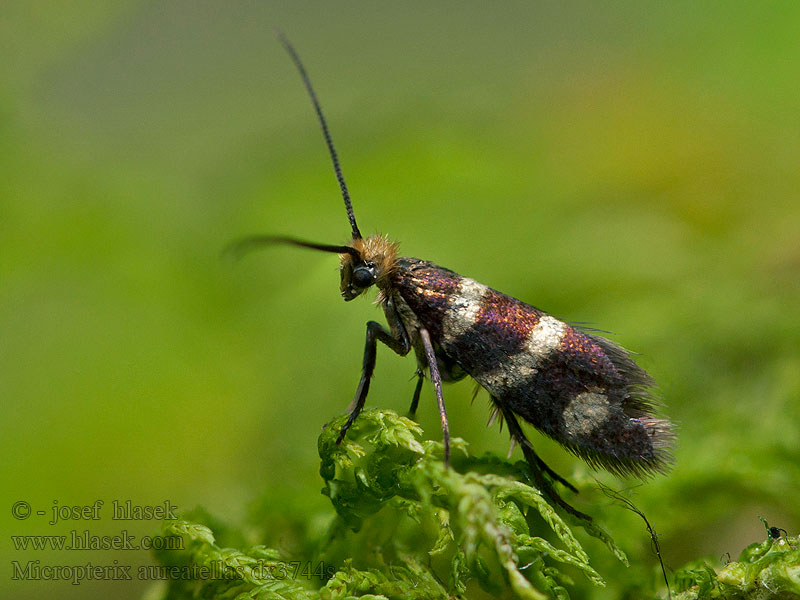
[234, 33, 674, 521]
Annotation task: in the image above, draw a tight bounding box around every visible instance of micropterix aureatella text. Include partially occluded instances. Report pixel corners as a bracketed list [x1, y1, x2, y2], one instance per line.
[231, 32, 675, 521]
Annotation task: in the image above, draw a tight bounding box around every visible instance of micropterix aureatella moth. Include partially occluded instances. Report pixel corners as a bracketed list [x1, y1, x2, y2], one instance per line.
[231, 32, 675, 521]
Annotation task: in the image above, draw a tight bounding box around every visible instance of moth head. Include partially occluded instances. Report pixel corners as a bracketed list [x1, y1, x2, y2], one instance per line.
[339, 235, 399, 301]
[339, 258, 377, 301]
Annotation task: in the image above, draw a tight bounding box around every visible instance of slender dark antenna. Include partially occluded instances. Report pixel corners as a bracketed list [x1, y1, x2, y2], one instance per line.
[276, 30, 362, 240]
[224, 235, 362, 262]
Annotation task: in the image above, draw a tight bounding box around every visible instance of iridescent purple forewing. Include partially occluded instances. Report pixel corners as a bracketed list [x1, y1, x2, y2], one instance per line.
[391, 257, 672, 476]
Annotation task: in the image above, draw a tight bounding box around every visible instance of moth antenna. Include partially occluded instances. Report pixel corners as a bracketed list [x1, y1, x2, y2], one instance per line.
[224, 235, 361, 261]
[276, 30, 362, 240]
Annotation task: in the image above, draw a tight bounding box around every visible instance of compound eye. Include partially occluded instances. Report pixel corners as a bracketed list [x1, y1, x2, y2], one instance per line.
[351, 266, 375, 288]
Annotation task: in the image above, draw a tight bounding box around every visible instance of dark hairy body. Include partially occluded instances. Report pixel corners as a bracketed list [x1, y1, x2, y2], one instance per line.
[390, 258, 671, 478]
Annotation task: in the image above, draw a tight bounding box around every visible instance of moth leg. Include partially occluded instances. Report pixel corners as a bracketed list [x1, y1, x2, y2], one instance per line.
[498, 403, 591, 521]
[528, 447, 578, 494]
[407, 368, 424, 418]
[336, 320, 409, 444]
[419, 328, 450, 465]
[490, 397, 577, 492]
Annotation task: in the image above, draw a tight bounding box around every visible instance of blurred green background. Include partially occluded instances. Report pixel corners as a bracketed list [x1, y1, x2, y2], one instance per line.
[2, 2, 799, 598]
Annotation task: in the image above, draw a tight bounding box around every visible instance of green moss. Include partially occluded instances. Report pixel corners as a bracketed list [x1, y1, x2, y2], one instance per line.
[151, 409, 628, 599]
[148, 410, 799, 599]
[673, 522, 800, 600]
